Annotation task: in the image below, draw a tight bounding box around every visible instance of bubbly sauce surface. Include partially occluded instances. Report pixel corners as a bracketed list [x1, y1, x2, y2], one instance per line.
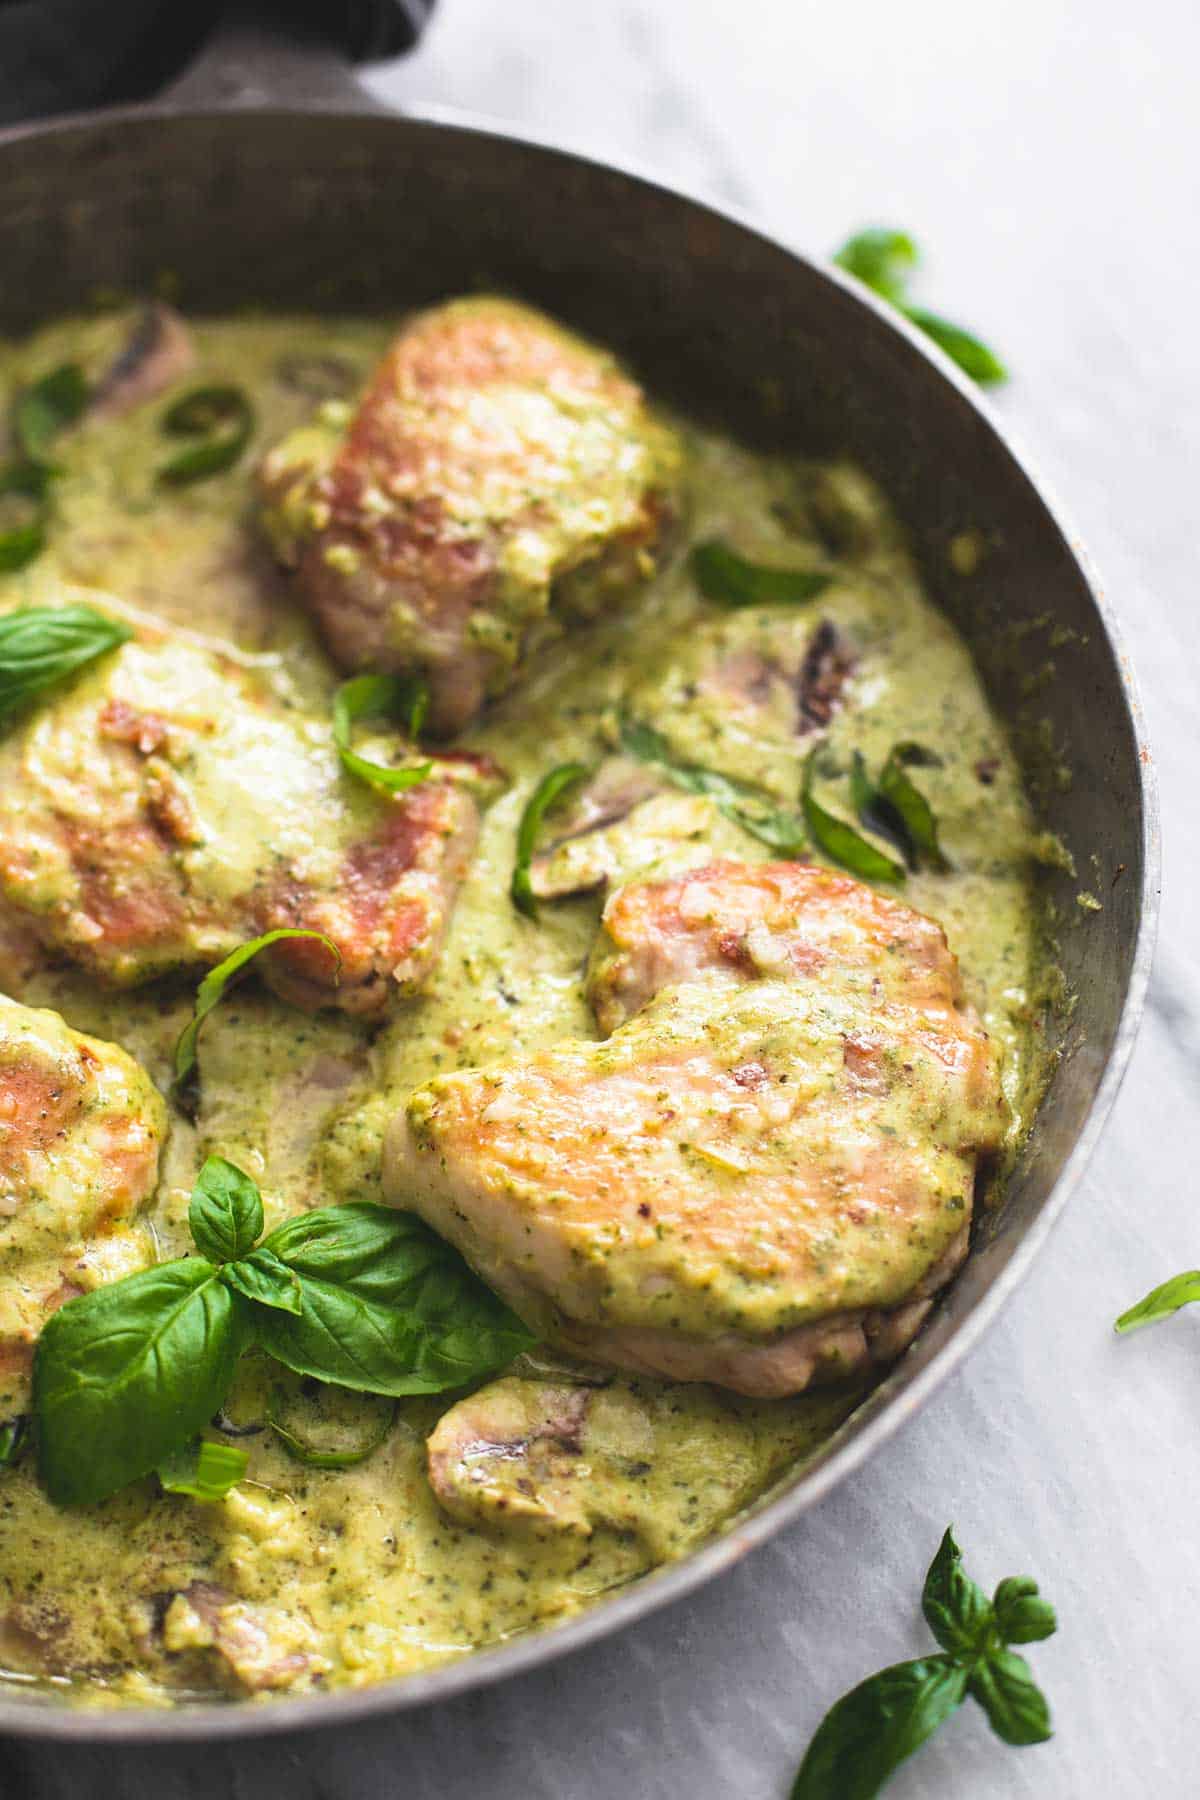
[0, 312, 1046, 1706]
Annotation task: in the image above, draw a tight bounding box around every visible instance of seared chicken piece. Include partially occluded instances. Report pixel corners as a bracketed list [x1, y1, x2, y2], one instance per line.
[0, 634, 479, 1014]
[0, 994, 165, 1368]
[388, 862, 1006, 1397]
[259, 296, 683, 734]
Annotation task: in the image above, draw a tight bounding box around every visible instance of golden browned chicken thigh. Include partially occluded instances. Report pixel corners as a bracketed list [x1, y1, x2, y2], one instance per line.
[0, 632, 480, 1014]
[259, 296, 683, 734]
[387, 862, 1007, 1397]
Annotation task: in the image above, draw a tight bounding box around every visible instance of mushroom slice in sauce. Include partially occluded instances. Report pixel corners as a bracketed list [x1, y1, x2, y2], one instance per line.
[90, 304, 196, 421]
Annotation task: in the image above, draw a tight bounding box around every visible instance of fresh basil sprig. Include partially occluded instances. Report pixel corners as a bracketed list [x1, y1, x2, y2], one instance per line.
[511, 761, 590, 918]
[33, 1157, 535, 1507]
[850, 742, 951, 874]
[156, 385, 255, 486]
[332, 673, 434, 796]
[158, 1436, 248, 1501]
[620, 714, 807, 857]
[171, 928, 341, 1118]
[792, 1528, 1056, 1799]
[689, 540, 830, 608]
[802, 747, 905, 884]
[1115, 1270, 1200, 1334]
[0, 362, 90, 572]
[0, 605, 132, 725]
[834, 229, 1007, 386]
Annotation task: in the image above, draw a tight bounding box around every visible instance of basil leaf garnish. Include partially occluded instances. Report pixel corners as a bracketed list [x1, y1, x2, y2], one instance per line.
[0, 604, 131, 724]
[221, 1246, 304, 1316]
[511, 761, 589, 918]
[620, 714, 807, 857]
[254, 1204, 535, 1395]
[967, 1650, 1052, 1746]
[188, 1155, 264, 1264]
[33, 1261, 250, 1507]
[802, 748, 905, 884]
[15, 363, 89, 461]
[158, 1436, 248, 1502]
[834, 229, 1007, 386]
[1115, 1269, 1200, 1333]
[0, 1415, 28, 1470]
[171, 929, 341, 1117]
[877, 743, 950, 871]
[267, 1384, 397, 1470]
[921, 1527, 993, 1657]
[790, 1527, 1056, 1797]
[689, 540, 830, 608]
[791, 1657, 969, 1800]
[332, 673, 434, 795]
[156, 385, 255, 487]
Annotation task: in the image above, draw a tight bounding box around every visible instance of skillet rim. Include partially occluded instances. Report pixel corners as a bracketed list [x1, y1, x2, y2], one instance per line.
[0, 98, 1161, 1742]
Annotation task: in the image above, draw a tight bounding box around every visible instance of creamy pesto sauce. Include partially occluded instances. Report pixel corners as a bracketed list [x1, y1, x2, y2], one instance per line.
[0, 313, 1046, 1706]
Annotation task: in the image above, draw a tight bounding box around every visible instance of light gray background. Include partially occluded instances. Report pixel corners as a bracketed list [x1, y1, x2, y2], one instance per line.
[6, 1, 1198, 1794]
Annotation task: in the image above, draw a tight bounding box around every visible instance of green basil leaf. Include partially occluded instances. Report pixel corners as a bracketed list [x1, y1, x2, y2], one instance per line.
[620, 714, 807, 858]
[904, 308, 1008, 386]
[921, 1526, 994, 1657]
[878, 742, 951, 872]
[511, 761, 590, 918]
[33, 1260, 249, 1506]
[968, 1649, 1052, 1746]
[1115, 1270, 1200, 1334]
[0, 604, 131, 723]
[267, 1382, 397, 1470]
[802, 748, 905, 883]
[156, 385, 255, 486]
[15, 363, 89, 460]
[0, 1415, 28, 1470]
[689, 540, 830, 608]
[256, 1203, 534, 1396]
[158, 1436, 247, 1501]
[791, 1656, 969, 1800]
[222, 1246, 304, 1315]
[992, 1576, 1057, 1646]
[849, 751, 912, 863]
[171, 929, 341, 1117]
[188, 1155, 264, 1264]
[332, 673, 434, 795]
[833, 229, 920, 304]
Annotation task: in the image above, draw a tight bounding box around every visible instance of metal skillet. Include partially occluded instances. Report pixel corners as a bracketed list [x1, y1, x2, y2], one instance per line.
[0, 15, 1159, 1743]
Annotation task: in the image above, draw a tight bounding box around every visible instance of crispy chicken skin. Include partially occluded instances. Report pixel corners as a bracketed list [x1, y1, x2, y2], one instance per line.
[0, 994, 165, 1367]
[387, 862, 1007, 1397]
[259, 296, 683, 734]
[0, 634, 479, 1015]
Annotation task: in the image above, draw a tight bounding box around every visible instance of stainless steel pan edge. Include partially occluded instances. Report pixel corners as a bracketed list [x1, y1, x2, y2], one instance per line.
[0, 71, 1160, 1741]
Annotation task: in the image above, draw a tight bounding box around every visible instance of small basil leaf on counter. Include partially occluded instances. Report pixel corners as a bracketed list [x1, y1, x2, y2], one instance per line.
[15, 363, 89, 461]
[332, 673, 434, 795]
[689, 540, 830, 607]
[33, 1260, 251, 1507]
[221, 1246, 304, 1316]
[0, 1415, 28, 1470]
[512, 761, 590, 918]
[188, 1155, 264, 1264]
[0, 604, 131, 722]
[833, 229, 919, 304]
[1115, 1269, 1200, 1333]
[158, 1436, 248, 1502]
[620, 714, 807, 857]
[156, 385, 255, 486]
[968, 1649, 1053, 1747]
[904, 308, 1008, 386]
[171, 929, 341, 1117]
[791, 1656, 969, 1800]
[921, 1527, 993, 1657]
[267, 1383, 397, 1470]
[802, 748, 905, 884]
[255, 1203, 535, 1395]
[992, 1577, 1057, 1646]
[877, 742, 951, 871]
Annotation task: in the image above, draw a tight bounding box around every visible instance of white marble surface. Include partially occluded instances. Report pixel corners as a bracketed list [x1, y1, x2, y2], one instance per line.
[8, 2, 1199, 1795]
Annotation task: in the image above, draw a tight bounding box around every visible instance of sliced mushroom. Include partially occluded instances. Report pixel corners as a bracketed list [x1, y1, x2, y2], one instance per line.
[531, 790, 718, 901]
[796, 619, 855, 732]
[91, 303, 196, 421]
[427, 1380, 596, 1535]
[159, 1581, 326, 1694]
